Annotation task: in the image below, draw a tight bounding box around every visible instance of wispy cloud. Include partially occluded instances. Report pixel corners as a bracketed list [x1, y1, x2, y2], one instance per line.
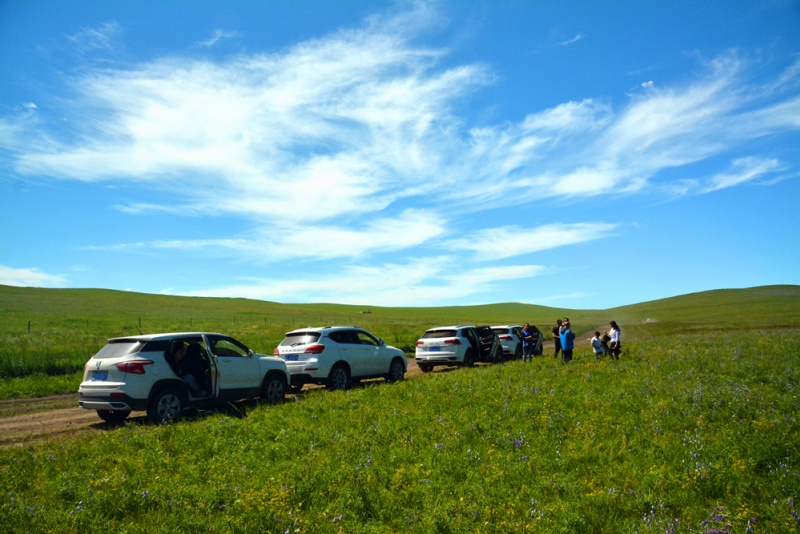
[704, 156, 783, 192]
[0, 266, 67, 287]
[1, 6, 798, 302]
[557, 33, 585, 47]
[197, 29, 240, 48]
[66, 20, 121, 51]
[181, 259, 545, 306]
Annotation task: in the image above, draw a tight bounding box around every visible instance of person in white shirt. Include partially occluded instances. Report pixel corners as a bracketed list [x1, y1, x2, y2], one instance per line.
[591, 331, 605, 360]
[608, 321, 621, 360]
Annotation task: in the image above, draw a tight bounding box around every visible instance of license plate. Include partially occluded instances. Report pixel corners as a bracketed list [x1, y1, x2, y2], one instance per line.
[285, 355, 299, 361]
[428, 346, 441, 352]
[91, 371, 108, 381]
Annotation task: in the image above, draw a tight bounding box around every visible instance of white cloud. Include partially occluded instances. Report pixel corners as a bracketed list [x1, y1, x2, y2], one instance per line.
[182, 258, 545, 306]
[197, 29, 240, 48]
[0, 266, 67, 287]
[67, 21, 121, 51]
[446, 223, 618, 260]
[1, 7, 798, 305]
[705, 156, 783, 192]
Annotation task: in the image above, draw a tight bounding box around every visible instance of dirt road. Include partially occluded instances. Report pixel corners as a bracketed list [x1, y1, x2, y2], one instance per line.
[0, 358, 431, 448]
[1, 340, 582, 449]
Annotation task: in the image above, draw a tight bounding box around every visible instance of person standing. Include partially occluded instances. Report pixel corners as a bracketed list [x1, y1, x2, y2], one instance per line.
[591, 331, 605, 360]
[608, 321, 621, 360]
[552, 319, 563, 359]
[521, 323, 534, 363]
[559, 318, 575, 363]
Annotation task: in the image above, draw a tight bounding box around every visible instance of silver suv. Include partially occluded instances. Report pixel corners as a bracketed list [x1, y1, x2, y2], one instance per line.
[78, 332, 290, 423]
[415, 325, 503, 372]
[273, 326, 407, 391]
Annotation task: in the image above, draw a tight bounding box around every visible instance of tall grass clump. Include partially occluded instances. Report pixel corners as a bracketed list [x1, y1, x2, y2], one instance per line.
[1, 330, 798, 532]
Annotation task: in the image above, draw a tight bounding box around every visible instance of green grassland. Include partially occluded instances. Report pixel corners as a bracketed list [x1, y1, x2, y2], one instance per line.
[2, 284, 798, 398]
[0, 285, 799, 532]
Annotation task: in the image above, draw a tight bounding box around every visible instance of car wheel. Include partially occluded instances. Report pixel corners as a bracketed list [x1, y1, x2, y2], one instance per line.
[261, 375, 286, 403]
[327, 364, 350, 390]
[419, 364, 432, 373]
[147, 388, 184, 423]
[463, 348, 475, 367]
[387, 358, 405, 382]
[514, 344, 522, 360]
[96, 409, 130, 423]
[494, 346, 504, 363]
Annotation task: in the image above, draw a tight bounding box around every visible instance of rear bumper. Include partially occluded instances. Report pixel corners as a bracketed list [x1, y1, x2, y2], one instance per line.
[415, 355, 461, 365]
[78, 392, 149, 412]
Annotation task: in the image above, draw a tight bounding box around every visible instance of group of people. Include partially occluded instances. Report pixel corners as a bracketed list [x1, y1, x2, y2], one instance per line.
[536, 318, 621, 363]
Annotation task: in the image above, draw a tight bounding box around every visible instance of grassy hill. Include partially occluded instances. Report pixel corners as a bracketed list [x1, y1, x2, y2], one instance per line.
[1, 284, 798, 398]
[0, 285, 799, 531]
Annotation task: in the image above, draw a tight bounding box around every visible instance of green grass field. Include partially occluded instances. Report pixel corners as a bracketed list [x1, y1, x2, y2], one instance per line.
[0, 285, 798, 532]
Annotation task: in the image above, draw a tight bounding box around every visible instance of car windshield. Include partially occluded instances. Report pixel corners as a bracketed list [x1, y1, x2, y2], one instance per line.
[280, 332, 322, 347]
[422, 330, 457, 339]
[93, 339, 147, 359]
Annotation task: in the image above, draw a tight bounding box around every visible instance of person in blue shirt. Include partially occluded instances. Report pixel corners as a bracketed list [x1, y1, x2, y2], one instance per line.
[559, 318, 575, 363]
[521, 323, 534, 362]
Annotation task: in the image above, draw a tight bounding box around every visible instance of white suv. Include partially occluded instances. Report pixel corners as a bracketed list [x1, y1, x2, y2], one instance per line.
[415, 325, 503, 372]
[273, 326, 407, 391]
[491, 325, 525, 359]
[78, 332, 290, 423]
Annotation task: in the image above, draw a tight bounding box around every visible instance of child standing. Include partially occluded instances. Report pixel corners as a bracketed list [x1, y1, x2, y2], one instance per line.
[591, 331, 605, 360]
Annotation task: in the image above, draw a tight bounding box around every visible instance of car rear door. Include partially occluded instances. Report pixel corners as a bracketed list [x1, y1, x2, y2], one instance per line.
[353, 329, 387, 375]
[328, 330, 368, 378]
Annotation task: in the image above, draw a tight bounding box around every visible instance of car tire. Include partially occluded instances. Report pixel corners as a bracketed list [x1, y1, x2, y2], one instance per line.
[514, 344, 522, 360]
[96, 409, 130, 423]
[463, 348, 475, 367]
[387, 358, 405, 382]
[147, 388, 184, 423]
[419, 364, 432, 373]
[261, 375, 286, 403]
[494, 346, 504, 363]
[326, 364, 350, 390]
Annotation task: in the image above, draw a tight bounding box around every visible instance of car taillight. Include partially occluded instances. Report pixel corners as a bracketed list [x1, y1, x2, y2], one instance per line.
[305, 344, 325, 355]
[416, 341, 424, 346]
[116, 360, 154, 374]
[499, 335, 512, 340]
[444, 338, 462, 345]
[273, 348, 280, 355]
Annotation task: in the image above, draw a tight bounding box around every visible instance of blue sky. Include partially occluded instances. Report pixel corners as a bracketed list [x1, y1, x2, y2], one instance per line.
[1, 1, 799, 309]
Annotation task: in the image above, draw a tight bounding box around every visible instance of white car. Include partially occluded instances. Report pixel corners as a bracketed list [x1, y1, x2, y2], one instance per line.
[273, 326, 407, 391]
[78, 332, 290, 423]
[415, 325, 503, 372]
[492, 324, 543, 358]
[491, 325, 524, 359]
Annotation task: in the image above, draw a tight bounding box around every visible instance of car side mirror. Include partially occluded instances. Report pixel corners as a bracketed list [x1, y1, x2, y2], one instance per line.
[378, 339, 385, 346]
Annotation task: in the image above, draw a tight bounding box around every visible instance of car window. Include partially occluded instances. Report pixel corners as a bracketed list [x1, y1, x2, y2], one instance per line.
[207, 335, 249, 357]
[491, 328, 507, 336]
[354, 331, 378, 346]
[93, 339, 146, 359]
[334, 330, 362, 345]
[328, 331, 349, 344]
[280, 332, 321, 347]
[422, 329, 457, 339]
[462, 328, 477, 343]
